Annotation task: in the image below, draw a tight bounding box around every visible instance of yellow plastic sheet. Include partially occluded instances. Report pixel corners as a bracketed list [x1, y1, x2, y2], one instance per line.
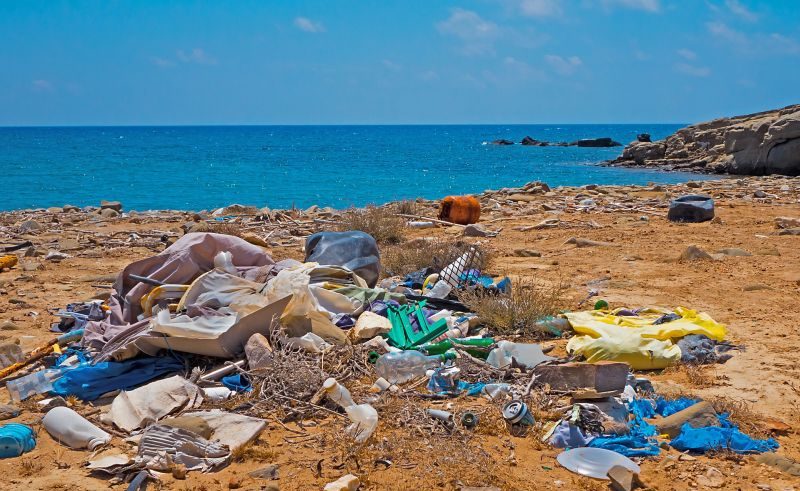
[565, 307, 727, 370]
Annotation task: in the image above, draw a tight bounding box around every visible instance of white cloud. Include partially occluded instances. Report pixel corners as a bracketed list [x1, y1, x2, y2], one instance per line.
[31, 79, 53, 92]
[518, 0, 562, 17]
[633, 49, 651, 61]
[382, 59, 402, 72]
[418, 70, 439, 81]
[544, 54, 582, 75]
[436, 8, 499, 55]
[503, 56, 546, 80]
[151, 56, 175, 67]
[725, 0, 758, 22]
[674, 62, 711, 77]
[769, 33, 800, 55]
[677, 48, 697, 60]
[602, 0, 661, 12]
[294, 16, 325, 33]
[706, 21, 749, 45]
[176, 48, 217, 65]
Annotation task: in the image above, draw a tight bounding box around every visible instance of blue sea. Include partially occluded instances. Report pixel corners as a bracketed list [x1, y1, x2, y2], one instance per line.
[0, 124, 706, 211]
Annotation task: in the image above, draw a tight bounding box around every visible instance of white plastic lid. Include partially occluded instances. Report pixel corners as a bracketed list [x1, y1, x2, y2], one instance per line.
[556, 447, 640, 480]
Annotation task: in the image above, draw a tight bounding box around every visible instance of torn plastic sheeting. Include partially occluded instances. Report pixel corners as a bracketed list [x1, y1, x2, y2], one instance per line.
[50, 356, 185, 401]
[105, 375, 203, 432]
[565, 307, 727, 370]
[261, 263, 363, 345]
[113, 233, 276, 324]
[136, 424, 230, 473]
[304, 231, 381, 288]
[92, 295, 291, 361]
[177, 269, 274, 317]
[151, 308, 238, 340]
[181, 409, 267, 452]
[670, 414, 779, 454]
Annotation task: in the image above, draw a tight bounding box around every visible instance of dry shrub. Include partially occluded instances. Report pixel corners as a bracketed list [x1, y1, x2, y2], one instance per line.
[707, 396, 769, 438]
[231, 440, 277, 463]
[661, 364, 716, 388]
[381, 239, 490, 278]
[209, 221, 244, 237]
[458, 279, 565, 337]
[336, 205, 405, 245]
[395, 199, 417, 216]
[19, 458, 43, 476]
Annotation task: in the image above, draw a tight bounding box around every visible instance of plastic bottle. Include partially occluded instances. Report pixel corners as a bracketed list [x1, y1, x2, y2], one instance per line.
[374, 351, 455, 384]
[439, 247, 480, 288]
[417, 338, 495, 359]
[486, 341, 553, 369]
[322, 378, 378, 443]
[534, 316, 571, 335]
[6, 369, 60, 402]
[42, 406, 111, 450]
[0, 423, 36, 458]
[426, 280, 452, 299]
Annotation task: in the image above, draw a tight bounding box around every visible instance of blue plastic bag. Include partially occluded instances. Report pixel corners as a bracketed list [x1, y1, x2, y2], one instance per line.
[670, 414, 779, 454]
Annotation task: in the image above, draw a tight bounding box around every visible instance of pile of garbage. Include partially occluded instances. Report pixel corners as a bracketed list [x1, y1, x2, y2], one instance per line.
[0, 225, 793, 488]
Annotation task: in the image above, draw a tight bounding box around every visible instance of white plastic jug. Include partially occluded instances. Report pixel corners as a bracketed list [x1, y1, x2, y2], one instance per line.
[487, 341, 554, 369]
[42, 406, 111, 450]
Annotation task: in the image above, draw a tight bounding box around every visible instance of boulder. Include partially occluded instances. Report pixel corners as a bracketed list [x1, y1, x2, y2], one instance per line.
[636, 133, 651, 143]
[490, 139, 514, 145]
[520, 136, 546, 146]
[667, 195, 714, 223]
[608, 104, 800, 175]
[99, 208, 120, 218]
[100, 200, 122, 212]
[19, 220, 42, 233]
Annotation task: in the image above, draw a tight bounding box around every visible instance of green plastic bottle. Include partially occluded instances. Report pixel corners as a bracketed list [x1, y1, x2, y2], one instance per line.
[416, 338, 495, 359]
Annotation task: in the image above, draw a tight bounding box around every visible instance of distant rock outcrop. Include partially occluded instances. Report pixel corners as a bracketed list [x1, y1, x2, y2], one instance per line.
[490, 139, 515, 145]
[497, 136, 620, 147]
[607, 104, 800, 176]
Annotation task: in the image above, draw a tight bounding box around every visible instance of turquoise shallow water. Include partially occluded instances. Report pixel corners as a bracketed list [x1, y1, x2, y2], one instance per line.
[0, 124, 708, 211]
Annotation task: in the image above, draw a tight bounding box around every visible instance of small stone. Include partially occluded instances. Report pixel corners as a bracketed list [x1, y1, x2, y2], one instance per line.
[324, 474, 360, 491]
[753, 190, 767, 198]
[0, 321, 19, 331]
[534, 218, 560, 229]
[249, 463, 279, 480]
[19, 220, 42, 233]
[686, 181, 702, 188]
[775, 216, 800, 229]
[513, 249, 541, 257]
[227, 476, 242, 489]
[46, 207, 62, 213]
[45, 250, 71, 262]
[679, 453, 697, 461]
[607, 464, 641, 491]
[99, 208, 119, 218]
[352, 311, 392, 340]
[463, 224, 491, 237]
[245, 333, 273, 370]
[679, 245, 714, 261]
[38, 396, 67, 412]
[778, 228, 800, 236]
[24, 246, 45, 258]
[716, 248, 751, 257]
[742, 284, 771, 291]
[695, 466, 725, 488]
[62, 204, 80, 212]
[100, 200, 123, 212]
[172, 464, 187, 480]
[0, 403, 20, 420]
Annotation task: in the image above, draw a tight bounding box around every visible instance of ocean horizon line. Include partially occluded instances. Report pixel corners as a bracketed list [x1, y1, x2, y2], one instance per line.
[0, 122, 689, 129]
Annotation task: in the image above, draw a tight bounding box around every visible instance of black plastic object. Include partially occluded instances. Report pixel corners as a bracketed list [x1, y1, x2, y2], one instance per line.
[667, 195, 715, 223]
[304, 231, 381, 287]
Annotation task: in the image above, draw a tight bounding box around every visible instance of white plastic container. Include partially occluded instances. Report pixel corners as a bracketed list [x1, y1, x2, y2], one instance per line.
[42, 406, 111, 450]
[322, 378, 378, 443]
[486, 341, 554, 369]
[6, 369, 60, 402]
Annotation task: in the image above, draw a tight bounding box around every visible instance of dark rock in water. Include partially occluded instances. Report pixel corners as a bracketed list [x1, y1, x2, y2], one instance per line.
[637, 133, 652, 143]
[620, 141, 667, 164]
[668, 195, 715, 223]
[520, 136, 547, 146]
[491, 139, 514, 145]
[572, 137, 622, 147]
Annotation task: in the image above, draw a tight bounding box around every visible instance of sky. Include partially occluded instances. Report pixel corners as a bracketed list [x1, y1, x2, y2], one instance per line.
[1, 0, 799, 125]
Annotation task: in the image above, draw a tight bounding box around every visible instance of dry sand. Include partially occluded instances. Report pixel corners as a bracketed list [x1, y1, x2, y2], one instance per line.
[0, 176, 799, 490]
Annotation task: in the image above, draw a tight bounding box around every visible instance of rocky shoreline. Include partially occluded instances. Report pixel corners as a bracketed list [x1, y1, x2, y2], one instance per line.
[605, 104, 800, 176]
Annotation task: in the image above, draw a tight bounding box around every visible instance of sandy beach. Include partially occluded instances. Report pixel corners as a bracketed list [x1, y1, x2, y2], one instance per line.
[0, 175, 798, 490]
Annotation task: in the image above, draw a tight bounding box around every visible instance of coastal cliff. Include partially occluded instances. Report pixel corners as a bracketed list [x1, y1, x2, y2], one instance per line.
[607, 104, 800, 176]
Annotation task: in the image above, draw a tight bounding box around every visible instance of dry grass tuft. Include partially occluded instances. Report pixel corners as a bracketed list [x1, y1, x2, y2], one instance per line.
[395, 199, 417, 216]
[458, 279, 566, 337]
[231, 440, 277, 463]
[707, 395, 769, 438]
[19, 458, 43, 476]
[381, 239, 490, 278]
[209, 221, 244, 238]
[662, 364, 717, 388]
[335, 205, 406, 245]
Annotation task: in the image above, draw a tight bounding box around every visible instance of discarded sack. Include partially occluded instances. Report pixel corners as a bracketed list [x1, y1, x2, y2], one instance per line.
[305, 231, 380, 288]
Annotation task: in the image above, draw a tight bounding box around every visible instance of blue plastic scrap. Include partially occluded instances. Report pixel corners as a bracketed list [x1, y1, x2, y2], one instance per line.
[0, 423, 36, 458]
[221, 373, 252, 392]
[51, 356, 184, 401]
[670, 413, 779, 454]
[656, 397, 699, 417]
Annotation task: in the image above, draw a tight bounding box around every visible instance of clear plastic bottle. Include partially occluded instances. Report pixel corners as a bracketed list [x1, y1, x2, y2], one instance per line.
[374, 351, 455, 384]
[6, 369, 60, 402]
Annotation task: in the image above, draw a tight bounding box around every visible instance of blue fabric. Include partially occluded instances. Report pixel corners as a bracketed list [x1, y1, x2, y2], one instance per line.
[51, 356, 184, 401]
[0, 424, 36, 458]
[221, 373, 252, 392]
[656, 397, 699, 417]
[670, 413, 779, 454]
[549, 421, 595, 448]
[426, 370, 486, 396]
